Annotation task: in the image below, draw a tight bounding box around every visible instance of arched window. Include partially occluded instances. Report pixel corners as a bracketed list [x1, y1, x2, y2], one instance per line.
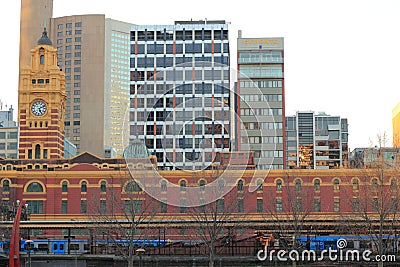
[40, 55, 45, 65]
[180, 180, 186, 192]
[295, 179, 302, 192]
[26, 182, 44, 192]
[62, 181, 68, 193]
[81, 181, 87, 193]
[35, 144, 41, 159]
[352, 179, 359, 191]
[237, 180, 243, 192]
[134, 181, 142, 192]
[314, 179, 321, 192]
[100, 181, 106, 193]
[372, 178, 378, 191]
[161, 180, 167, 192]
[256, 179, 263, 192]
[333, 178, 340, 191]
[2, 180, 10, 192]
[276, 179, 282, 192]
[217, 179, 225, 192]
[391, 178, 397, 190]
[125, 181, 142, 192]
[199, 180, 206, 191]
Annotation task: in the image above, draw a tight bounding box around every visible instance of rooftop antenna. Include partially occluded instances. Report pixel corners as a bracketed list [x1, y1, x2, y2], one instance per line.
[43, 5, 47, 32]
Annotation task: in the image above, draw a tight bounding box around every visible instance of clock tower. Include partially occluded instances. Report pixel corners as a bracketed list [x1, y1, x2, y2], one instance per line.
[18, 28, 67, 159]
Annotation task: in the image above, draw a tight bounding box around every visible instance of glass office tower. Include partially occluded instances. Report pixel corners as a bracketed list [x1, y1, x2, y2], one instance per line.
[130, 20, 231, 170]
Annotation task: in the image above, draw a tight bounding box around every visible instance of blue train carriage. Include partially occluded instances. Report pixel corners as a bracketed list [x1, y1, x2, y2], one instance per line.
[48, 239, 90, 254]
[20, 239, 90, 254]
[15, 238, 171, 255]
[296, 235, 390, 252]
[297, 236, 352, 251]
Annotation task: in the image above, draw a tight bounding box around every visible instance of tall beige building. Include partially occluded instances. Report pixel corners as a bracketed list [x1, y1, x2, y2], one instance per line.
[50, 15, 105, 156]
[49, 15, 131, 156]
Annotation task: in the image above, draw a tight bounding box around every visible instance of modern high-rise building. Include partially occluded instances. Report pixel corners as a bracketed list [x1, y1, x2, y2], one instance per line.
[0, 126, 18, 160]
[286, 111, 349, 169]
[0, 106, 15, 127]
[129, 20, 231, 170]
[237, 32, 285, 170]
[64, 138, 77, 158]
[50, 15, 131, 156]
[0, 107, 18, 159]
[392, 102, 400, 147]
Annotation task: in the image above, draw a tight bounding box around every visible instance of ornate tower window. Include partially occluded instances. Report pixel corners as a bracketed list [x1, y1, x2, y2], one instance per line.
[35, 144, 41, 159]
[40, 48, 45, 65]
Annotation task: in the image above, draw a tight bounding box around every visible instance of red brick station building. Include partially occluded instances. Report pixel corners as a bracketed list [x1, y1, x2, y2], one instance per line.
[1, 153, 397, 240]
[1, 29, 399, 252]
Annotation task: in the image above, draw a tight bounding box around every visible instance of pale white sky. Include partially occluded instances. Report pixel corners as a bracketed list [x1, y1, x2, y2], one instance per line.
[1, 0, 399, 150]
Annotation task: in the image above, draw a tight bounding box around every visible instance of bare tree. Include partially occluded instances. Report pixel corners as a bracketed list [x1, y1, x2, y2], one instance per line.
[88, 169, 159, 267]
[0, 178, 15, 241]
[0, 186, 10, 243]
[186, 171, 249, 267]
[265, 170, 317, 266]
[341, 135, 400, 267]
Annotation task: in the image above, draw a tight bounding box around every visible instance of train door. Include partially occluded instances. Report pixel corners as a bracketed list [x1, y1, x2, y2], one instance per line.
[52, 241, 66, 254]
[353, 240, 360, 249]
[2, 241, 10, 253]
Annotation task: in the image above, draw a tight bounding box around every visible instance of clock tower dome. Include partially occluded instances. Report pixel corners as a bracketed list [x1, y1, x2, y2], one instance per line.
[18, 28, 67, 159]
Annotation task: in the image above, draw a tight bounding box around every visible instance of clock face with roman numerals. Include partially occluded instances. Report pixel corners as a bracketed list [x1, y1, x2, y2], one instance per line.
[31, 100, 47, 116]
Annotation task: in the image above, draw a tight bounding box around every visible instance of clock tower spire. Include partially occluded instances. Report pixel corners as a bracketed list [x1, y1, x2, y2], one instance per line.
[18, 27, 67, 159]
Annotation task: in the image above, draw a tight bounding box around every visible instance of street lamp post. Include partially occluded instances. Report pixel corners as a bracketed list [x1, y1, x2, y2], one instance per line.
[23, 203, 29, 221]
